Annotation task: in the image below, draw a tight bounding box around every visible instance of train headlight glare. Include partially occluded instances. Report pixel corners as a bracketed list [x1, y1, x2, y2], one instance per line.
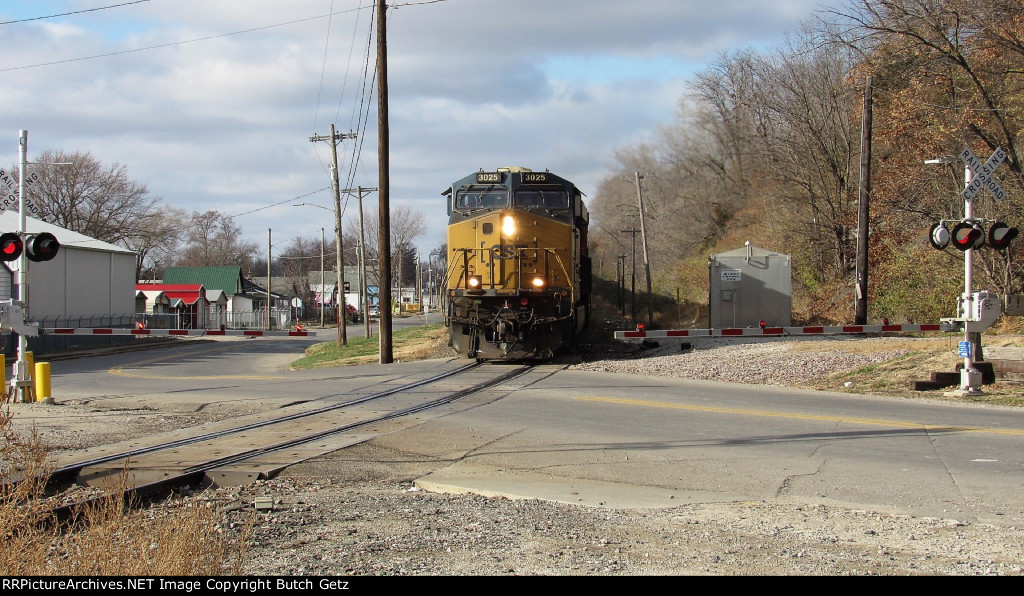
[502, 215, 516, 237]
[468, 275, 482, 289]
[531, 276, 545, 288]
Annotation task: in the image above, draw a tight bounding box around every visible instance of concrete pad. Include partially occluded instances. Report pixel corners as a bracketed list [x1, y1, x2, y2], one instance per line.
[415, 463, 755, 509]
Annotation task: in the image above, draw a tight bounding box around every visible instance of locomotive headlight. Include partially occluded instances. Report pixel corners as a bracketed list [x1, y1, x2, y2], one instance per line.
[502, 215, 516, 237]
[467, 275, 482, 289]
[530, 276, 545, 289]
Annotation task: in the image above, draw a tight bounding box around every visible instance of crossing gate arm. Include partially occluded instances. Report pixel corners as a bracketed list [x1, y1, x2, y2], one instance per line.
[44, 328, 317, 337]
[614, 323, 957, 342]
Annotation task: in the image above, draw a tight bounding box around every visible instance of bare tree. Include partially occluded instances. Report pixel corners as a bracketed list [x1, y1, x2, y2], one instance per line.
[829, 0, 1024, 187]
[175, 210, 259, 271]
[12, 150, 188, 278]
[128, 206, 189, 280]
[825, 0, 1024, 295]
[346, 205, 426, 290]
[21, 150, 159, 244]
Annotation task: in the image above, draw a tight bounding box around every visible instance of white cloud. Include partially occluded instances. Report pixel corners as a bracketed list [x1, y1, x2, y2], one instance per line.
[0, 0, 849, 256]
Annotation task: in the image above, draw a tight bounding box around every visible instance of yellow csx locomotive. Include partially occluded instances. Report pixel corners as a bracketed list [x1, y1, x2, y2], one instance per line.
[442, 167, 591, 360]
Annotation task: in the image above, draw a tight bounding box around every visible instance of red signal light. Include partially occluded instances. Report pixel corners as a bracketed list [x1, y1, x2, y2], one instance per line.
[950, 222, 984, 251]
[0, 232, 23, 262]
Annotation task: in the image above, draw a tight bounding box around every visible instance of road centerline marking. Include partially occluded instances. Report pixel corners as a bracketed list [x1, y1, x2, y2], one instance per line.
[575, 396, 1024, 437]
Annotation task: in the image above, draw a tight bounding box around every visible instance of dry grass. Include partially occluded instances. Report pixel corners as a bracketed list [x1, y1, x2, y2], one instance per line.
[0, 405, 250, 576]
[787, 334, 1024, 406]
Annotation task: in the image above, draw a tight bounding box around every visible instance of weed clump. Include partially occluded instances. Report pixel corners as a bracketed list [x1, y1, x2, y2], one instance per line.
[0, 406, 248, 575]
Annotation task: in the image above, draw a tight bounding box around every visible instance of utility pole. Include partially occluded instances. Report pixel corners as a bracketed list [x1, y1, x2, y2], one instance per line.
[341, 185, 377, 337]
[320, 227, 325, 328]
[266, 228, 271, 331]
[309, 124, 357, 346]
[855, 75, 873, 325]
[634, 172, 654, 330]
[621, 229, 638, 320]
[376, 0, 393, 364]
[616, 254, 626, 316]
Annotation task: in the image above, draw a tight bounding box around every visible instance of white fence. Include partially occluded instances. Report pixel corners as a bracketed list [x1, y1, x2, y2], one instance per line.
[133, 309, 292, 330]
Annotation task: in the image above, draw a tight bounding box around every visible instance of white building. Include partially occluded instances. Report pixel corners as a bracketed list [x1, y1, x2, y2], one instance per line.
[0, 211, 137, 327]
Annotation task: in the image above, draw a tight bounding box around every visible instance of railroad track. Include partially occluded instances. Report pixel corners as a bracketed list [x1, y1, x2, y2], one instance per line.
[35, 361, 560, 512]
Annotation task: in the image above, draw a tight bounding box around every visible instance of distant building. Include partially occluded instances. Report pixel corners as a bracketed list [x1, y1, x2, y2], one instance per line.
[162, 266, 290, 329]
[134, 283, 220, 329]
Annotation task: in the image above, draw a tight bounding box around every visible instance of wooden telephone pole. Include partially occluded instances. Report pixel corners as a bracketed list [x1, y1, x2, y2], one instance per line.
[376, 0, 393, 363]
[309, 124, 357, 345]
[855, 76, 873, 325]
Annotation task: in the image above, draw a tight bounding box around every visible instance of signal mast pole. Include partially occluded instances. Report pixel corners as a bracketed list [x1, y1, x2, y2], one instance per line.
[13, 131, 30, 400]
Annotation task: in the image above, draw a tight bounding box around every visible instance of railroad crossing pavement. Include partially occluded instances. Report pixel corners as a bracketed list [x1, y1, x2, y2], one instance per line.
[340, 366, 1024, 525]
[22, 339, 1024, 526]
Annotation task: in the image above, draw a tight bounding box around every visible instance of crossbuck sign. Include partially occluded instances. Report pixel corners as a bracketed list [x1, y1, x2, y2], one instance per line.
[960, 146, 1006, 202]
[0, 168, 41, 215]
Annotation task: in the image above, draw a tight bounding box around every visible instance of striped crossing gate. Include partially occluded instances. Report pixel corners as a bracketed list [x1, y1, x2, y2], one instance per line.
[45, 328, 316, 337]
[614, 323, 956, 341]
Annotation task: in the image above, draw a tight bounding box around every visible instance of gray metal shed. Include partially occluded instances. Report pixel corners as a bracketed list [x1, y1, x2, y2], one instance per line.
[709, 243, 792, 328]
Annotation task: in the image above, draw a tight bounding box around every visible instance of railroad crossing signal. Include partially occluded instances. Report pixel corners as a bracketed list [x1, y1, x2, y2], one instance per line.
[25, 232, 59, 262]
[0, 233, 23, 261]
[989, 222, 1019, 250]
[0, 232, 60, 262]
[928, 220, 1018, 252]
[950, 221, 985, 251]
[928, 223, 951, 250]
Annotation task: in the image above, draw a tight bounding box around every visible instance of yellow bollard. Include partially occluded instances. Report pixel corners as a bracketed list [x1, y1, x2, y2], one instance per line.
[0, 354, 5, 390]
[25, 351, 34, 371]
[34, 362, 50, 403]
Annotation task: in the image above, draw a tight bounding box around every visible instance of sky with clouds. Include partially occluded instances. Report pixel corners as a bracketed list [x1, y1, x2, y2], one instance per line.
[0, 0, 849, 259]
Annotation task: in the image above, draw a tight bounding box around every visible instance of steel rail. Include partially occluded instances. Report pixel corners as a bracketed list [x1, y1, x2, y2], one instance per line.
[46, 363, 539, 523]
[43, 361, 481, 485]
[181, 363, 536, 476]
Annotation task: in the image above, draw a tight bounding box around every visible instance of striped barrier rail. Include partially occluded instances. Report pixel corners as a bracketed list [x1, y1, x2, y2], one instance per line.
[44, 328, 316, 337]
[614, 323, 956, 341]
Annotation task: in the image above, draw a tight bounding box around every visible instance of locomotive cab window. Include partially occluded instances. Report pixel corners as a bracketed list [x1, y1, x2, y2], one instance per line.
[455, 190, 508, 211]
[514, 188, 569, 210]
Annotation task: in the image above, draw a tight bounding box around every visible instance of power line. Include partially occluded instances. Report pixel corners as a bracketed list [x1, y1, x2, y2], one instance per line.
[0, 0, 151, 25]
[231, 187, 331, 219]
[0, 5, 370, 73]
[311, 0, 338, 143]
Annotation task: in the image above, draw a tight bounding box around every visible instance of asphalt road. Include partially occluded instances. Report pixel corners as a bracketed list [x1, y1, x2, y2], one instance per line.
[42, 336, 1024, 527]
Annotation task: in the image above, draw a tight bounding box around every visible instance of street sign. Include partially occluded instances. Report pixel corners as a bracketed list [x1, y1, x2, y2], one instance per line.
[958, 341, 972, 358]
[960, 147, 1006, 202]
